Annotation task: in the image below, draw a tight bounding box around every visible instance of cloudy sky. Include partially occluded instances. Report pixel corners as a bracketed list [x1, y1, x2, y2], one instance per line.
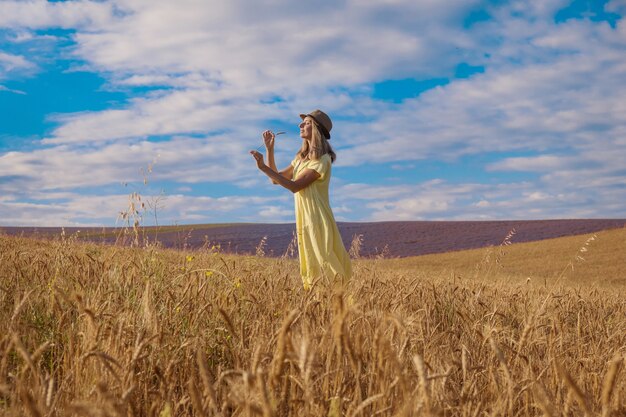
[1, 0, 625, 226]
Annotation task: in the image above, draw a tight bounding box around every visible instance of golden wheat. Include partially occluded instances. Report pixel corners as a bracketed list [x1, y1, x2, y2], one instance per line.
[0, 231, 624, 416]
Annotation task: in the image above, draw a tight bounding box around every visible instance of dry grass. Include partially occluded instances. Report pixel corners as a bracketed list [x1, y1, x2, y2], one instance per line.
[0, 229, 625, 416]
[386, 227, 626, 288]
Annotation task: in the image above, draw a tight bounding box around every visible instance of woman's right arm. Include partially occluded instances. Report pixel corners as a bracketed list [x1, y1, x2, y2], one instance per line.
[263, 130, 294, 183]
[276, 165, 294, 183]
[250, 150, 318, 194]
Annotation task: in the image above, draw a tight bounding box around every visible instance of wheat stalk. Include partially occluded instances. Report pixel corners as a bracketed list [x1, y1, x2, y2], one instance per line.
[601, 355, 623, 417]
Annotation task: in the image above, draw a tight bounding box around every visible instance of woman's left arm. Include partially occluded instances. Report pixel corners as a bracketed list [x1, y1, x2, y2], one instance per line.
[250, 150, 319, 193]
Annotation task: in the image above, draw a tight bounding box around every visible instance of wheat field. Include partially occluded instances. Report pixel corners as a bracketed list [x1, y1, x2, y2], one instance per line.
[0, 227, 625, 416]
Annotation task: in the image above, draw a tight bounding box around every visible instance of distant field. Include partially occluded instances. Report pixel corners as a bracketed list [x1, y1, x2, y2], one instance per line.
[384, 226, 626, 287]
[0, 227, 624, 416]
[2, 218, 625, 257]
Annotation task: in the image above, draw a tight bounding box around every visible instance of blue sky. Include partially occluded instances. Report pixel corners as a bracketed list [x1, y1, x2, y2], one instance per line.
[1, 0, 625, 226]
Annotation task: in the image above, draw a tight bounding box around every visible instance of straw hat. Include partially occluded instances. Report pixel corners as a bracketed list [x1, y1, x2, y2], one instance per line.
[300, 109, 332, 139]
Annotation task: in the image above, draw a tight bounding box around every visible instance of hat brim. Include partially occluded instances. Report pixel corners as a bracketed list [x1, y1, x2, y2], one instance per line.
[300, 113, 331, 139]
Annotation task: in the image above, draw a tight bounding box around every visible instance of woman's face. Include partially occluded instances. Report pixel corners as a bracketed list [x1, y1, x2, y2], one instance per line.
[299, 117, 313, 141]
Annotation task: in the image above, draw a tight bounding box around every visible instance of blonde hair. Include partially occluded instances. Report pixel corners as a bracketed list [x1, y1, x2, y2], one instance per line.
[296, 117, 336, 163]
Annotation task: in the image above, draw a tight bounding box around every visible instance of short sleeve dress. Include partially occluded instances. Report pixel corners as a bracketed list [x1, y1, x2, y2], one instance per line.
[291, 154, 352, 289]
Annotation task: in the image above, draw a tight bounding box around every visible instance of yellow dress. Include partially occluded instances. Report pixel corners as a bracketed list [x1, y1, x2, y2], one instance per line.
[291, 154, 352, 289]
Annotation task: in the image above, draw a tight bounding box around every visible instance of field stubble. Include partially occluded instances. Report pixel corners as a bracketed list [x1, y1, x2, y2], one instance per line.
[0, 229, 625, 416]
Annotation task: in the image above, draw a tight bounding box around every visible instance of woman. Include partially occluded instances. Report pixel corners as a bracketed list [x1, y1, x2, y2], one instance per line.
[250, 109, 352, 289]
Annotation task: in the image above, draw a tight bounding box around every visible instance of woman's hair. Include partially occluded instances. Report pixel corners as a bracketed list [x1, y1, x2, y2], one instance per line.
[296, 117, 336, 162]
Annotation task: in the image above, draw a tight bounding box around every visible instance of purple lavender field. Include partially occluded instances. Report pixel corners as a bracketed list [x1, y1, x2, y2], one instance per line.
[3, 219, 625, 258]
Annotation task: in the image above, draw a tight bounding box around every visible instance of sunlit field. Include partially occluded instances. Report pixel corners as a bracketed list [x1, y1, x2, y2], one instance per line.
[1, 227, 624, 416]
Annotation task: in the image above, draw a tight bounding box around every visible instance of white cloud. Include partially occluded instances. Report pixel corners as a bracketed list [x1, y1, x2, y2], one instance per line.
[0, 134, 258, 190]
[336, 180, 485, 220]
[607, 0, 626, 15]
[338, 40, 626, 166]
[0, 191, 288, 227]
[7, 31, 58, 43]
[367, 197, 450, 221]
[0, 84, 26, 94]
[488, 155, 573, 172]
[0, 193, 127, 227]
[0, 51, 34, 77]
[257, 205, 293, 222]
[65, 0, 478, 88]
[18, 0, 624, 164]
[335, 176, 626, 221]
[42, 89, 291, 144]
[152, 194, 287, 223]
[19, 0, 485, 146]
[0, 1, 115, 30]
[1, 1, 625, 224]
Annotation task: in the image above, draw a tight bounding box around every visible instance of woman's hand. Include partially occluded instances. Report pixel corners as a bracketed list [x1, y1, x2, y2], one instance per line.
[263, 130, 275, 152]
[249, 150, 266, 170]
